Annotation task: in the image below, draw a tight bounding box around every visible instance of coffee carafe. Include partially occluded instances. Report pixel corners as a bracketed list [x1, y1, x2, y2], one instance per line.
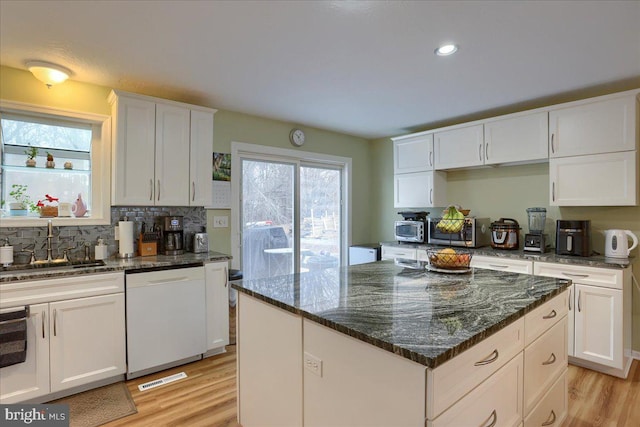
[160, 216, 184, 255]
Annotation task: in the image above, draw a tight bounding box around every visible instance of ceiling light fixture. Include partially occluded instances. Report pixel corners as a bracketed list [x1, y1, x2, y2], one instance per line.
[26, 61, 72, 88]
[435, 44, 458, 56]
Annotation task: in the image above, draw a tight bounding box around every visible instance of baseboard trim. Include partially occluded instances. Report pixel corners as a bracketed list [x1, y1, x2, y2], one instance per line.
[632, 350, 640, 360]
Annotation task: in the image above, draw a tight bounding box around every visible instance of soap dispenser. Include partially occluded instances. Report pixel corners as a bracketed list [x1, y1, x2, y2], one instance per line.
[1, 239, 14, 267]
[95, 238, 109, 260]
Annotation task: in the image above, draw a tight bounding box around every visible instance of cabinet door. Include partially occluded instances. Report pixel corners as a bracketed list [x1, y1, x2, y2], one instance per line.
[49, 294, 126, 393]
[155, 103, 191, 206]
[112, 95, 156, 205]
[549, 151, 637, 206]
[574, 284, 623, 369]
[205, 261, 229, 353]
[393, 134, 433, 173]
[434, 124, 484, 170]
[549, 94, 637, 158]
[190, 110, 214, 206]
[484, 112, 548, 165]
[0, 303, 49, 403]
[394, 171, 447, 208]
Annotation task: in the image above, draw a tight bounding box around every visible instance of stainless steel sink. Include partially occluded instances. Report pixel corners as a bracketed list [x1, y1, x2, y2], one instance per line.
[2, 259, 106, 274]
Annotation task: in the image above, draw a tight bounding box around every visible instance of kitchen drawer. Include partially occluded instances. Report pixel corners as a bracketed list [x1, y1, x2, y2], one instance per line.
[524, 371, 567, 427]
[0, 272, 125, 309]
[381, 245, 417, 260]
[524, 317, 567, 415]
[471, 255, 533, 274]
[524, 290, 568, 346]
[533, 262, 622, 290]
[428, 353, 523, 427]
[426, 318, 524, 419]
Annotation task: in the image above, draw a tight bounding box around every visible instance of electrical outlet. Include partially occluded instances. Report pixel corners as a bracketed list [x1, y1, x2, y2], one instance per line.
[304, 352, 322, 377]
[213, 216, 229, 228]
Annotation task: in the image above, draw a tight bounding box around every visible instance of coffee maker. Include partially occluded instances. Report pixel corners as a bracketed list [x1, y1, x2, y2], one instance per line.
[160, 216, 184, 255]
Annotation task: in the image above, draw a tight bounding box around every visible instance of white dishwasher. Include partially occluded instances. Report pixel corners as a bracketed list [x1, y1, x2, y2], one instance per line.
[125, 265, 206, 379]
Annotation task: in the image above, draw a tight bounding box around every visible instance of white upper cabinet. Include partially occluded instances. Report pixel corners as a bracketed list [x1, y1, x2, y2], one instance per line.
[484, 112, 548, 165]
[549, 93, 638, 158]
[434, 124, 484, 170]
[110, 90, 216, 206]
[393, 171, 447, 208]
[190, 110, 215, 206]
[393, 133, 433, 173]
[155, 103, 191, 206]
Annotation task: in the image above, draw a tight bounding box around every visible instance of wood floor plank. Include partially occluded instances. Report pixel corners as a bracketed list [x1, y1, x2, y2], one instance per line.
[104, 345, 638, 426]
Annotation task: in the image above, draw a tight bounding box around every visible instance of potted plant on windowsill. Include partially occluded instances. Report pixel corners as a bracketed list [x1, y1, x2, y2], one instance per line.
[25, 146, 38, 167]
[6, 184, 37, 216]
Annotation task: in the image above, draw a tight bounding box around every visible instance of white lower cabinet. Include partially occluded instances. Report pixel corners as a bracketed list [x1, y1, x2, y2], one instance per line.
[524, 371, 567, 427]
[381, 245, 417, 260]
[471, 255, 533, 274]
[0, 272, 126, 403]
[534, 262, 632, 377]
[204, 261, 229, 355]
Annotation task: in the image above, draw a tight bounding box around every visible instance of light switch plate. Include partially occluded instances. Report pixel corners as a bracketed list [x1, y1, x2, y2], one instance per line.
[213, 216, 229, 228]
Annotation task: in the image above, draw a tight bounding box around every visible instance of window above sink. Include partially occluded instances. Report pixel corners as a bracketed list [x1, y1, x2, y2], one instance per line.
[0, 100, 112, 227]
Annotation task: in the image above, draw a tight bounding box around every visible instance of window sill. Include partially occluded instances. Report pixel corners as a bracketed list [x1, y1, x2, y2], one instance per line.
[0, 215, 110, 227]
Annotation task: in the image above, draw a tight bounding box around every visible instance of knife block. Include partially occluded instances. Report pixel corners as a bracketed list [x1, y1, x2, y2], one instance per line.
[138, 233, 157, 257]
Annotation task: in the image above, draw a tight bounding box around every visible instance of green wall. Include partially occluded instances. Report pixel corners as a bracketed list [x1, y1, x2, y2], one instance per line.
[370, 136, 640, 352]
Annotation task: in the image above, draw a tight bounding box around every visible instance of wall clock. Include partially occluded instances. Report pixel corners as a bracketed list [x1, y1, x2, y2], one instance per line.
[289, 128, 305, 147]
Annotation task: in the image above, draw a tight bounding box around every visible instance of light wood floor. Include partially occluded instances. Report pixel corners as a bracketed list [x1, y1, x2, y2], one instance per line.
[106, 348, 639, 427]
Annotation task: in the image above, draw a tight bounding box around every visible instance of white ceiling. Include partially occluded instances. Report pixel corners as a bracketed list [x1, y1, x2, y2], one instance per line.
[1, 1, 639, 139]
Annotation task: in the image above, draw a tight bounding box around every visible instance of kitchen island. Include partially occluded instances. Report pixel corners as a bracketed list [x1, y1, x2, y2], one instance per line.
[233, 260, 571, 427]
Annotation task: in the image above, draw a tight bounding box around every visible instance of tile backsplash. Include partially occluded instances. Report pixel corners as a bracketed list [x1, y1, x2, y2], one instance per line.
[1, 207, 206, 261]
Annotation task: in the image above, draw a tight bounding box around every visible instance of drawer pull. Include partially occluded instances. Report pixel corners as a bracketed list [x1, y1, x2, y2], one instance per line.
[542, 352, 557, 366]
[53, 308, 57, 337]
[542, 309, 557, 320]
[42, 311, 46, 339]
[562, 272, 589, 278]
[542, 409, 556, 426]
[474, 349, 499, 366]
[482, 409, 497, 427]
[489, 264, 509, 269]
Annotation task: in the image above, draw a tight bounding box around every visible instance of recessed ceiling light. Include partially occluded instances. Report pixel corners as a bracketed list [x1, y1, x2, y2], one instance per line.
[435, 44, 458, 56]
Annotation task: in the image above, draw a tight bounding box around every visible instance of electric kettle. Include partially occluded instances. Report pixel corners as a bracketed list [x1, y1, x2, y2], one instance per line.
[603, 229, 638, 259]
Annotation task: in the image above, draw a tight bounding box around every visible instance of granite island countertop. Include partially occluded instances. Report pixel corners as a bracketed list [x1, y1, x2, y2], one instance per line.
[0, 251, 232, 283]
[232, 260, 571, 368]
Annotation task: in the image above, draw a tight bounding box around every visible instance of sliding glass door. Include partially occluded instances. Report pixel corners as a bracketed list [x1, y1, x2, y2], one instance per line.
[238, 153, 345, 281]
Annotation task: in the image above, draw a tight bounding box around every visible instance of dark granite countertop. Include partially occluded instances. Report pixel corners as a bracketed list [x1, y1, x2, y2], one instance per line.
[380, 241, 633, 269]
[0, 251, 232, 283]
[232, 260, 570, 368]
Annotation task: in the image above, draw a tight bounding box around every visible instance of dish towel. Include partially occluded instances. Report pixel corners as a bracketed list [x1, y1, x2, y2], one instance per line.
[0, 306, 28, 368]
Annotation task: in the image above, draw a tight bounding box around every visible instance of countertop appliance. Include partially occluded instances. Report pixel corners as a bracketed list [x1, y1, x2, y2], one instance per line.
[524, 207, 547, 253]
[603, 229, 638, 259]
[490, 218, 521, 250]
[428, 217, 491, 248]
[556, 220, 591, 256]
[349, 244, 381, 265]
[115, 219, 135, 258]
[160, 216, 184, 256]
[191, 232, 209, 253]
[395, 211, 429, 243]
[125, 265, 206, 379]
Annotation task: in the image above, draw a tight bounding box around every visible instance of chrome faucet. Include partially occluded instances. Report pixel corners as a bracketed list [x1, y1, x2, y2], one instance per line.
[46, 219, 54, 262]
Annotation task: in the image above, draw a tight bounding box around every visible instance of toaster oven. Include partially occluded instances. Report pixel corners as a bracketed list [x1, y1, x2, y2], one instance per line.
[428, 217, 491, 248]
[394, 220, 425, 243]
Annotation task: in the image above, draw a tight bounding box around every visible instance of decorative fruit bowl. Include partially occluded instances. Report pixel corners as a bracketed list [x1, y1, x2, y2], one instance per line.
[426, 248, 472, 271]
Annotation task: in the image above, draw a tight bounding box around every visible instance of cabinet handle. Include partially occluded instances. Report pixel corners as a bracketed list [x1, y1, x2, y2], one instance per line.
[577, 290, 582, 312]
[53, 308, 57, 337]
[551, 134, 555, 154]
[429, 151, 433, 167]
[157, 180, 161, 201]
[562, 272, 589, 278]
[430, 188, 433, 205]
[542, 309, 557, 320]
[224, 266, 228, 288]
[568, 288, 572, 311]
[552, 182, 555, 202]
[42, 310, 46, 339]
[474, 349, 499, 366]
[192, 182, 196, 202]
[479, 144, 483, 162]
[149, 179, 153, 201]
[485, 142, 489, 161]
[542, 409, 556, 426]
[542, 352, 557, 366]
[482, 409, 497, 427]
[489, 264, 509, 269]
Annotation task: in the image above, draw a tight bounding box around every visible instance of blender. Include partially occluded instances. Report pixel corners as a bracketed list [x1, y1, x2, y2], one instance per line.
[524, 207, 547, 253]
